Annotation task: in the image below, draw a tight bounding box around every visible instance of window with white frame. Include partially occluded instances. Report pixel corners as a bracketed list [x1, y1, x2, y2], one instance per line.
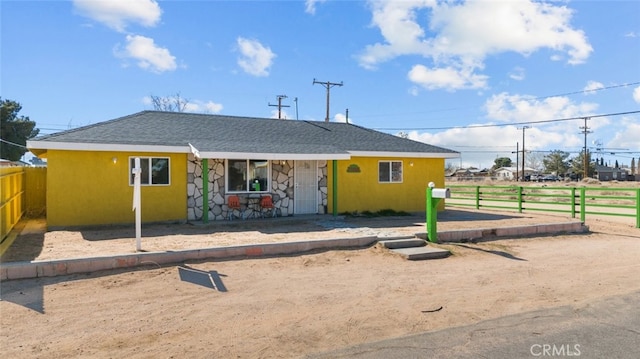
[227, 159, 269, 192]
[129, 157, 170, 185]
[378, 161, 403, 183]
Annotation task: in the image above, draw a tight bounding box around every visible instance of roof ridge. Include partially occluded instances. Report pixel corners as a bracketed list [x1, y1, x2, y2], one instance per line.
[33, 111, 149, 140]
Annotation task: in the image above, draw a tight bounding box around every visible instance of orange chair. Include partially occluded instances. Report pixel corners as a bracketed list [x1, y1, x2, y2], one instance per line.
[260, 196, 277, 218]
[227, 195, 242, 220]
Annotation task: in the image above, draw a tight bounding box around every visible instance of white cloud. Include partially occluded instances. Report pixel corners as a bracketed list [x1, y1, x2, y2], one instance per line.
[633, 86, 640, 103]
[305, 0, 327, 15]
[359, 0, 592, 90]
[334, 113, 352, 123]
[236, 37, 276, 77]
[583, 81, 604, 95]
[143, 96, 223, 113]
[185, 101, 223, 114]
[270, 109, 293, 120]
[408, 64, 488, 90]
[73, 0, 161, 32]
[609, 117, 640, 150]
[484, 92, 598, 124]
[408, 92, 614, 168]
[509, 67, 526, 81]
[116, 35, 176, 73]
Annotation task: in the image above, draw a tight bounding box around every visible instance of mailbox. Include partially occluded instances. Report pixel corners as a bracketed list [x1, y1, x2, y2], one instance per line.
[431, 188, 451, 198]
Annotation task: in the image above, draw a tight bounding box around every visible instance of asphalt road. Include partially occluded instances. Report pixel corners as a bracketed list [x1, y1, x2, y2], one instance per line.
[308, 290, 640, 359]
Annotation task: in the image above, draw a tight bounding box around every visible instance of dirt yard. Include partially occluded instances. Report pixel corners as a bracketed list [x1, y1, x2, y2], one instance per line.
[1, 210, 639, 358]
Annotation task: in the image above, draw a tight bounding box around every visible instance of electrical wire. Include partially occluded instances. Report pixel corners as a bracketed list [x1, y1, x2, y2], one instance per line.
[374, 110, 640, 131]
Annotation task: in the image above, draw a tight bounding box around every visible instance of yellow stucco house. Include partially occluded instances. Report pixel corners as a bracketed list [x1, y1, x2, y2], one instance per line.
[27, 111, 459, 228]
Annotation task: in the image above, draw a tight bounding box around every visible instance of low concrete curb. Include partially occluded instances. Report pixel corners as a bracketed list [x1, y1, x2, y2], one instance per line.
[415, 221, 588, 242]
[0, 236, 377, 281]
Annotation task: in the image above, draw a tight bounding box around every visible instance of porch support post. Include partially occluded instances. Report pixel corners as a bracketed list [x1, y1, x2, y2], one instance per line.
[202, 158, 209, 224]
[332, 160, 338, 216]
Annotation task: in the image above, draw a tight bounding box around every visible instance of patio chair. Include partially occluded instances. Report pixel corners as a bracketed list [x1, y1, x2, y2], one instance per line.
[227, 195, 242, 220]
[260, 196, 277, 218]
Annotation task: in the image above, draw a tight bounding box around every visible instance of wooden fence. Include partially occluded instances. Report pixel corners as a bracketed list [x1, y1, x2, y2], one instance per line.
[1, 167, 46, 242]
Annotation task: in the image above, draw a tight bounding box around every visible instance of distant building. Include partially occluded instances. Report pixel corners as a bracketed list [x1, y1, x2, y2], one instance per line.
[594, 164, 627, 181]
[494, 166, 536, 181]
[449, 167, 492, 181]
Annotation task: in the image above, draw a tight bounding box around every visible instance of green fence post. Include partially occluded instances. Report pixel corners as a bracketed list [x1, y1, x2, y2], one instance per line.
[570, 187, 576, 219]
[518, 186, 523, 213]
[636, 188, 640, 228]
[475, 186, 480, 209]
[580, 187, 586, 223]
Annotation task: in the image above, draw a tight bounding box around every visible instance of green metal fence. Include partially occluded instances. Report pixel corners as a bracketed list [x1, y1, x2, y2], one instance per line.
[446, 184, 640, 228]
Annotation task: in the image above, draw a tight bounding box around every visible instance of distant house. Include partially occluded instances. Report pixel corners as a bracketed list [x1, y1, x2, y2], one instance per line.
[594, 164, 627, 181]
[450, 167, 491, 181]
[494, 166, 536, 181]
[27, 111, 459, 228]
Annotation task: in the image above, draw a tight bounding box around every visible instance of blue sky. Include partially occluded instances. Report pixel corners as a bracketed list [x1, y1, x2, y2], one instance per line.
[2, 0, 639, 169]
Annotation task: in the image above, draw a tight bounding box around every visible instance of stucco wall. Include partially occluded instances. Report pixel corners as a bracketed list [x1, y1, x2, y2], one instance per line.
[46, 150, 187, 227]
[328, 157, 444, 213]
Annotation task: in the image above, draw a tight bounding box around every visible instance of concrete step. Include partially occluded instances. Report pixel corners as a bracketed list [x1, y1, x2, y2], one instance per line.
[378, 238, 426, 249]
[391, 246, 451, 260]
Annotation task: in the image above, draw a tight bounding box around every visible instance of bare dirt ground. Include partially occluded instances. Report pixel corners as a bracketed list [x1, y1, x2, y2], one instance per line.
[1, 208, 639, 358]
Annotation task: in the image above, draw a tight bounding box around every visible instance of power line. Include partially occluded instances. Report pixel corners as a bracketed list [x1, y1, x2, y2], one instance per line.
[360, 81, 640, 120]
[374, 110, 640, 131]
[0, 138, 28, 148]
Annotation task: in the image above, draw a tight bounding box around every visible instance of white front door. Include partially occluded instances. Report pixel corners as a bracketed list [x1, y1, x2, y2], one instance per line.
[294, 160, 318, 214]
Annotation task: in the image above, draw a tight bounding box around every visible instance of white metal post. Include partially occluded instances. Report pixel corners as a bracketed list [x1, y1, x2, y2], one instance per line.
[132, 157, 142, 251]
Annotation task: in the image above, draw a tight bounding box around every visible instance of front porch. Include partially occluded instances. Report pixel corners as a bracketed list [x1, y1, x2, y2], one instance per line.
[186, 157, 329, 221]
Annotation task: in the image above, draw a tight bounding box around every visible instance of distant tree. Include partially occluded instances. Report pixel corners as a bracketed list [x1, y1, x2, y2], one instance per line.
[543, 150, 570, 175]
[570, 151, 595, 179]
[1, 98, 39, 161]
[492, 157, 512, 170]
[615, 160, 619, 168]
[631, 158, 636, 175]
[149, 93, 189, 112]
[600, 157, 604, 166]
[525, 152, 543, 172]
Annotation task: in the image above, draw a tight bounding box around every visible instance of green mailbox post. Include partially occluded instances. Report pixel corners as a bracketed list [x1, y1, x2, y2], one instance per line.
[426, 182, 451, 243]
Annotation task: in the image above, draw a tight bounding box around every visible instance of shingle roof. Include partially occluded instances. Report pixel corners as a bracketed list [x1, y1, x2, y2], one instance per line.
[28, 111, 459, 159]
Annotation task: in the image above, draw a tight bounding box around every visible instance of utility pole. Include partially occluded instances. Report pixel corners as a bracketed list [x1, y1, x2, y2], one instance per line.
[294, 97, 299, 120]
[580, 117, 592, 179]
[268, 95, 290, 119]
[519, 126, 529, 181]
[313, 78, 343, 122]
[513, 142, 519, 181]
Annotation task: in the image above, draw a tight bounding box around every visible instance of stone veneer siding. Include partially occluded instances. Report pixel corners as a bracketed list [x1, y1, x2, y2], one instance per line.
[187, 156, 328, 221]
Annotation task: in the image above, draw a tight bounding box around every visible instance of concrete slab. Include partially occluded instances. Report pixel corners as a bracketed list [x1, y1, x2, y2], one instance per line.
[391, 246, 450, 260]
[377, 238, 425, 249]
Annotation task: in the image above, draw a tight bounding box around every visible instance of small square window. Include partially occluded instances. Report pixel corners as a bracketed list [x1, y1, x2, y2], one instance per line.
[379, 161, 402, 183]
[226, 159, 270, 193]
[130, 157, 170, 185]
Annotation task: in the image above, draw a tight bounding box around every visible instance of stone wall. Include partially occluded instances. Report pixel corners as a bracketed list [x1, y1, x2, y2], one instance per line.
[186, 157, 327, 221]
